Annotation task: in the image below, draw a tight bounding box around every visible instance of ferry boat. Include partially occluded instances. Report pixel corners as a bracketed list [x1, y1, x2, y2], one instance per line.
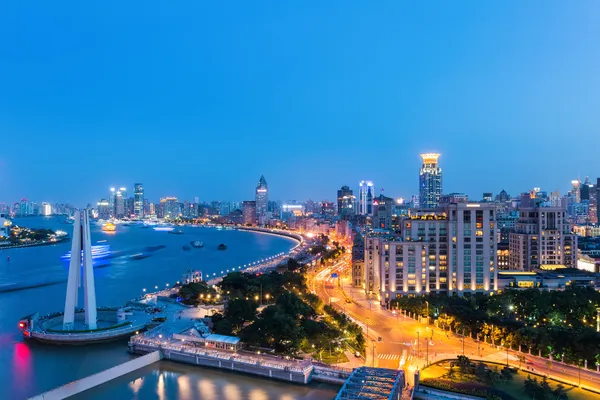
[102, 222, 116, 232]
[61, 244, 111, 261]
[168, 229, 184, 235]
[190, 241, 204, 248]
[153, 226, 174, 232]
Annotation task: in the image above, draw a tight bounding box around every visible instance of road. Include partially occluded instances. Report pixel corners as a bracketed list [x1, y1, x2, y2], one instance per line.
[311, 257, 600, 390]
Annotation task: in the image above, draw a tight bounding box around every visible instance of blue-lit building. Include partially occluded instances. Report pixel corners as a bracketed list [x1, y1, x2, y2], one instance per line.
[419, 153, 442, 209]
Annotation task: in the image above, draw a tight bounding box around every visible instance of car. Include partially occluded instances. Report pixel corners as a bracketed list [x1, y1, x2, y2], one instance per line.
[354, 351, 361, 358]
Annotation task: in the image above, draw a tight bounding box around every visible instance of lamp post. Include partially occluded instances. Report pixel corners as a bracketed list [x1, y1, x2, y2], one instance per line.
[425, 301, 430, 326]
[372, 340, 376, 367]
[417, 331, 420, 359]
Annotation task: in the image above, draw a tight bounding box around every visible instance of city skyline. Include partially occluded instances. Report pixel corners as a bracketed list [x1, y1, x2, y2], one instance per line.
[2, 2, 600, 204]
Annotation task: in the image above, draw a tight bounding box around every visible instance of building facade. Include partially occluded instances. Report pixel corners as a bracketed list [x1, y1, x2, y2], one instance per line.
[358, 181, 374, 216]
[133, 183, 144, 218]
[242, 201, 257, 225]
[372, 194, 394, 230]
[508, 196, 577, 271]
[337, 185, 355, 217]
[255, 175, 268, 225]
[419, 153, 442, 209]
[161, 197, 180, 220]
[364, 203, 497, 305]
[97, 199, 110, 220]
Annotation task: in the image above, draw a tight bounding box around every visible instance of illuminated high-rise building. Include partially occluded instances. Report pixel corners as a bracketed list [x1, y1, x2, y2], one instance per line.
[571, 179, 581, 203]
[358, 181, 374, 215]
[337, 185, 355, 216]
[41, 202, 52, 216]
[97, 199, 110, 220]
[509, 194, 577, 271]
[365, 203, 498, 303]
[255, 175, 268, 225]
[115, 187, 126, 218]
[108, 188, 116, 217]
[243, 201, 257, 225]
[161, 197, 180, 220]
[134, 183, 144, 218]
[419, 153, 442, 209]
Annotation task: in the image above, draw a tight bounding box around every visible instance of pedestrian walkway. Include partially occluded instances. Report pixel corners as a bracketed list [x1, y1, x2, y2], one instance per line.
[378, 353, 400, 360]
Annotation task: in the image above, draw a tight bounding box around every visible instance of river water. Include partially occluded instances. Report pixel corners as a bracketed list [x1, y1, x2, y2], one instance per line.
[0, 217, 339, 399]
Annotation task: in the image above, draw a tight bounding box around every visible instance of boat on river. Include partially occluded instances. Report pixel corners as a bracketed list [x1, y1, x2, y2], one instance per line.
[190, 241, 204, 248]
[217, 244, 227, 250]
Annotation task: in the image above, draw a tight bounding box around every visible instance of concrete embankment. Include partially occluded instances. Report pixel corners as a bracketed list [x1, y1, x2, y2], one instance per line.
[130, 342, 313, 384]
[28, 351, 162, 400]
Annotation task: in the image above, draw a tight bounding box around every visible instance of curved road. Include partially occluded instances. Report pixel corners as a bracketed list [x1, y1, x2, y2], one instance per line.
[312, 259, 600, 391]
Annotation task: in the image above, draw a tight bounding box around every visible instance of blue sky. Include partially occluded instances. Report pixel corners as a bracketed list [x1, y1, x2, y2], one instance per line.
[1, 2, 599, 205]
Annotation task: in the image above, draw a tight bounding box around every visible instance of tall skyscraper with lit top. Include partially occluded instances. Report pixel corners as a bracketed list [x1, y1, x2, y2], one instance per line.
[419, 153, 442, 209]
[359, 181, 374, 215]
[255, 175, 268, 225]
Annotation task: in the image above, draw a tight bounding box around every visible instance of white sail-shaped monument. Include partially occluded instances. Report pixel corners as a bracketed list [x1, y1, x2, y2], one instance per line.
[63, 209, 97, 330]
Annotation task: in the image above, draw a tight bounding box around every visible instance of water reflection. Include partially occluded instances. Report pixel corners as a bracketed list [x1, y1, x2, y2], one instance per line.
[128, 376, 143, 394]
[72, 361, 339, 400]
[13, 342, 32, 390]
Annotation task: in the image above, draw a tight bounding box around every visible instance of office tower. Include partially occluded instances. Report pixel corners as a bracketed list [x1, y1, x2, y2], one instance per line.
[41, 202, 52, 216]
[495, 190, 511, 203]
[63, 210, 97, 329]
[19, 198, 28, 216]
[133, 183, 144, 218]
[161, 197, 180, 219]
[108, 188, 116, 217]
[97, 199, 110, 220]
[581, 177, 591, 201]
[337, 185, 354, 216]
[114, 187, 126, 218]
[358, 181, 375, 215]
[588, 185, 597, 224]
[509, 194, 577, 271]
[571, 180, 581, 203]
[419, 153, 442, 209]
[255, 175, 268, 225]
[242, 201, 257, 225]
[364, 203, 497, 304]
[372, 194, 394, 230]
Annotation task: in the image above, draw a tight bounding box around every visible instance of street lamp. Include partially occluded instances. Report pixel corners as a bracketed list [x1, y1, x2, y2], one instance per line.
[425, 301, 430, 326]
[371, 340, 376, 367]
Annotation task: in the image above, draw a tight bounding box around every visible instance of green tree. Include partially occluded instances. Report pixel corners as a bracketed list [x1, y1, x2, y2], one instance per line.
[224, 298, 258, 333]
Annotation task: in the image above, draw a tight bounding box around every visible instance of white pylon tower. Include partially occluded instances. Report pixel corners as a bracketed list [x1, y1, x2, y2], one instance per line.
[63, 209, 97, 330]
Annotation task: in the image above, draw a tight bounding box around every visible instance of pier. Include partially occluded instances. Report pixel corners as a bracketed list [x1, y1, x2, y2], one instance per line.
[29, 351, 162, 400]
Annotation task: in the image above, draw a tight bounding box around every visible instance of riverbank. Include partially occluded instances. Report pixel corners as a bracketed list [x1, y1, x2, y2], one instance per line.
[0, 236, 69, 250]
[3, 220, 299, 399]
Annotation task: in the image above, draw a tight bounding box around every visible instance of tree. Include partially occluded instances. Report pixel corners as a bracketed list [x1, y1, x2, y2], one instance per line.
[224, 298, 258, 333]
[456, 355, 471, 374]
[554, 384, 568, 400]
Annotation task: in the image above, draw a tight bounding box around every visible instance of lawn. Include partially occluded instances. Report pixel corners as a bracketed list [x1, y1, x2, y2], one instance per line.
[318, 351, 349, 365]
[420, 361, 600, 400]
